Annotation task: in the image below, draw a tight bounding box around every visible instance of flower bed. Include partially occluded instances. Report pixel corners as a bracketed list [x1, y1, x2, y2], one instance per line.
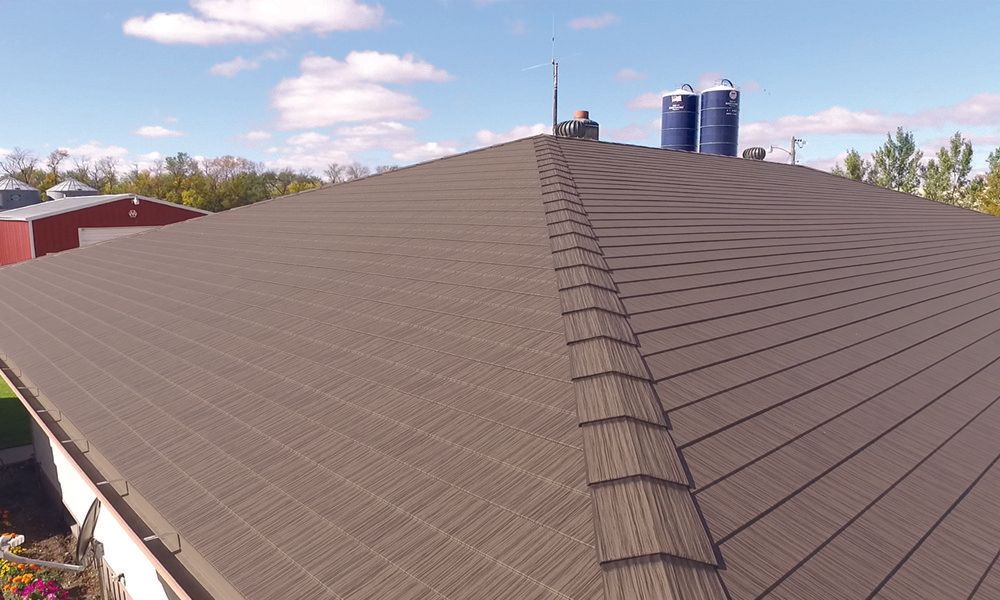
[1, 553, 67, 599]
[0, 465, 98, 600]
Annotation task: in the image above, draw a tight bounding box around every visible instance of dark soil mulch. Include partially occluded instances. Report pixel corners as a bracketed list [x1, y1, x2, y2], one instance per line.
[0, 462, 100, 599]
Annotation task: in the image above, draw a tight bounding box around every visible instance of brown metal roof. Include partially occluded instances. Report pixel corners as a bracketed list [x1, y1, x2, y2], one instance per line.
[555, 137, 1000, 600]
[0, 135, 998, 599]
[0, 140, 599, 599]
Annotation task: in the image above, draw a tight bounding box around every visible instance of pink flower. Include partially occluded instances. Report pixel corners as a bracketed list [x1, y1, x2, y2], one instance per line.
[18, 578, 68, 600]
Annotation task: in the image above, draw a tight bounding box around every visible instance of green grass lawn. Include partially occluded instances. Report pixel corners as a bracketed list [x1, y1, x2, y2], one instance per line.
[0, 377, 32, 449]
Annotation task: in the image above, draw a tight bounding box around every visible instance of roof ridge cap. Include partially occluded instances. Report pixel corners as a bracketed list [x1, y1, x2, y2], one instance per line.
[531, 137, 728, 600]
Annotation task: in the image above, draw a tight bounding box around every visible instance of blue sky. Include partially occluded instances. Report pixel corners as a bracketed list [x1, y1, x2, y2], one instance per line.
[3, 0, 1000, 174]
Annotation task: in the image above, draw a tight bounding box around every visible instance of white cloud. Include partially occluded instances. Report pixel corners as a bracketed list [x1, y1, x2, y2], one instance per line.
[303, 51, 453, 84]
[210, 48, 288, 77]
[39, 142, 169, 174]
[240, 130, 272, 141]
[123, 13, 263, 44]
[210, 56, 259, 77]
[271, 52, 452, 129]
[799, 151, 851, 171]
[606, 123, 656, 142]
[739, 93, 1000, 152]
[696, 72, 725, 91]
[615, 68, 645, 81]
[946, 133, 1000, 147]
[286, 131, 331, 146]
[263, 120, 460, 172]
[474, 123, 547, 145]
[265, 149, 353, 173]
[508, 18, 527, 35]
[568, 13, 619, 30]
[123, 0, 383, 45]
[134, 125, 184, 138]
[275, 83, 427, 130]
[923, 93, 1000, 126]
[627, 90, 669, 110]
[132, 151, 165, 171]
[337, 121, 412, 138]
[740, 106, 899, 148]
[918, 133, 1000, 159]
[333, 121, 416, 153]
[695, 75, 759, 93]
[392, 142, 458, 162]
[59, 141, 129, 160]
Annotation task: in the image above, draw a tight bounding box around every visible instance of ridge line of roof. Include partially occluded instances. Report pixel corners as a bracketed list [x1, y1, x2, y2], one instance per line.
[555, 134, 985, 218]
[532, 137, 728, 600]
[230, 136, 549, 212]
[0, 194, 210, 221]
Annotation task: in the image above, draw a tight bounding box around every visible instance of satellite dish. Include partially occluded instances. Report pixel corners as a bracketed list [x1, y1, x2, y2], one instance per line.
[76, 498, 101, 564]
[0, 498, 100, 573]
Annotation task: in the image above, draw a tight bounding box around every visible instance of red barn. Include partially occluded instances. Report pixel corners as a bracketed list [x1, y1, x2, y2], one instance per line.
[0, 194, 208, 266]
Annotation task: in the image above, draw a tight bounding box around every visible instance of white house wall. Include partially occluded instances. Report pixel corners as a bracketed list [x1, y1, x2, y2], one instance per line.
[31, 421, 172, 600]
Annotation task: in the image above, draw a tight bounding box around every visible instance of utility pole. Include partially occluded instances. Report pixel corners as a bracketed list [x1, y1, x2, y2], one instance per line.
[790, 136, 804, 165]
[770, 136, 806, 165]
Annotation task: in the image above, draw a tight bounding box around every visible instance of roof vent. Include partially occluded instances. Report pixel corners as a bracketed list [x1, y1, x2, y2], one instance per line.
[555, 110, 599, 141]
[742, 147, 767, 160]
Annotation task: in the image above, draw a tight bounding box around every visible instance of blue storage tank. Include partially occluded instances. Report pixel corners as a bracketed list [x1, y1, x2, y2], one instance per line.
[698, 79, 740, 156]
[660, 84, 699, 152]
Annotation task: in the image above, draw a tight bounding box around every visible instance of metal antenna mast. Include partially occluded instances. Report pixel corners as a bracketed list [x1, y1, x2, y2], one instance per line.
[551, 17, 558, 133]
[522, 16, 570, 132]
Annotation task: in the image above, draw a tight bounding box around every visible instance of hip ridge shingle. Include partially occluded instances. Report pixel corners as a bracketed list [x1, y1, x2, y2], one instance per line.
[533, 136, 727, 600]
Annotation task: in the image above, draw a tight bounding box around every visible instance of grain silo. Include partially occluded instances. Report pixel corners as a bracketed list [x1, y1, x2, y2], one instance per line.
[0, 176, 41, 211]
[46, 178, 98, 200]
[660, 84, 699, 152]
[698, 79, 741, 156]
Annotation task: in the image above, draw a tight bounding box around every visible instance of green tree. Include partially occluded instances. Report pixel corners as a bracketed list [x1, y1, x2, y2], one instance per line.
[976, 149, 1000, 216]
[181, 188, 208, 210]
[831, 149, 870, 181]
[287, 178, 322, 195]
[922, 132, 974, 206]
[869, 127, 923, 194]
[2, 145, 365, 212]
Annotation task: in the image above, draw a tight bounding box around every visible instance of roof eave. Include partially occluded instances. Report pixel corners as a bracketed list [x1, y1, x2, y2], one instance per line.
[0, 359, 232, 600]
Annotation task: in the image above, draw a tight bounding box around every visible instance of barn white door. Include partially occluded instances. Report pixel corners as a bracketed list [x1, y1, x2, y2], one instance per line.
[78, 226, 158, 247]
